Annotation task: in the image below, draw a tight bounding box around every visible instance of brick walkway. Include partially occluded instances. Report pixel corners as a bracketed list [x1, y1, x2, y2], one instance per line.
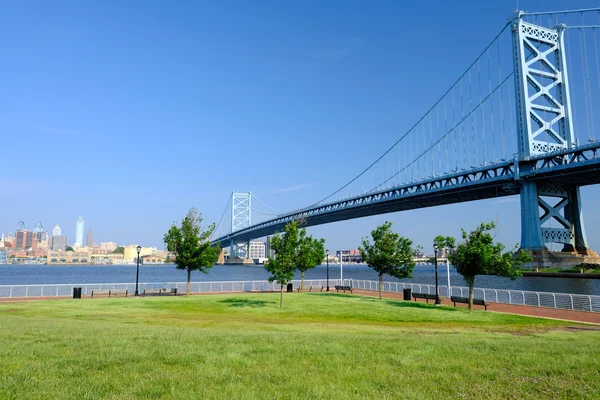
[352, 289, 600, 325]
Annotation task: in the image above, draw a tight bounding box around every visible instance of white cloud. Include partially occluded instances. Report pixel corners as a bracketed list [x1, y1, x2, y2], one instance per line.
[271, 182, 319, 194]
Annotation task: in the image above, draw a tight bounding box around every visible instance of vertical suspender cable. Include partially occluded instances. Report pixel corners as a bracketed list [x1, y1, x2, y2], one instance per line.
[497, 38, 506, 162]
[430, 111, 434, 177]
[566, 13, 579, 144]
[460, 77, 465, 170]
[444, 96, 449, 173]
[594, 14, 600, 140]
[487, 48, 498, 163]
[580, 13, 596, 141]
[453, 86, 458, 170]
[578, 19, 593, 141]
[478, 59, 488, 163]
[436, 101, 442, 175]
[468, 69, 475, 166]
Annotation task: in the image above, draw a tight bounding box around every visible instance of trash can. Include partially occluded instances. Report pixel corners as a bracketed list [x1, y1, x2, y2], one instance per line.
[403, 288, 411, 301]
[73, 287, 82, 299]
[286, 283, 293, 293]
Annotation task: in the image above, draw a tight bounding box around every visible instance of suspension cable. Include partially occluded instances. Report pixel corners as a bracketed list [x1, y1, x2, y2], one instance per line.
[211, 195, 232, 239]
[311, 21, 512, 205]
[371, 73, 514, 191]
[251, 193, 281, 213]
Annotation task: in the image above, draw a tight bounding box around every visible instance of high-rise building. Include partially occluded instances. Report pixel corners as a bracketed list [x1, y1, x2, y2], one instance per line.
[86, 229, 93, 247]
[75, 217, 84, 247]
[33, 220, 44, 233]
[52, 225, 62, 236]
[249, 241, 266, 259]
[16, 230, 36, 250]
[50, 236, 67, 251]
[36, 231, 48, 243]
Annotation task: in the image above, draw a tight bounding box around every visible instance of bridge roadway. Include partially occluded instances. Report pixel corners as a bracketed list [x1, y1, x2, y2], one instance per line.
[212, 143, 600, 248]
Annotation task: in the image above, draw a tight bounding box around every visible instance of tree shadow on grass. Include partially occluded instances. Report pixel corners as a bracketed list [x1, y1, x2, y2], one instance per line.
[305, 292, 355, 298]
[384, 299, 462, 311]
[219, 299, 271, 308]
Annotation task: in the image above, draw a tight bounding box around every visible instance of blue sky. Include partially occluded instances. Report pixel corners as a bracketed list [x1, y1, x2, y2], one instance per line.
[2, 0, 599, 253]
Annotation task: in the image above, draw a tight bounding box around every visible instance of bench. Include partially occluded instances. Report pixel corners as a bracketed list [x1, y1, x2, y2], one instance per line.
[451, 296, 488, 311]
[143, 288, 178, 296]
[91, 289, 128, 298]
[334, 285, 353, 294]
[296, 285, 323, 292]
[412, 292, 439, 303]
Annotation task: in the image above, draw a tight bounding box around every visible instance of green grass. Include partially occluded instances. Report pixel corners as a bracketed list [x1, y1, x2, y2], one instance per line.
[1, 293, 599, 399]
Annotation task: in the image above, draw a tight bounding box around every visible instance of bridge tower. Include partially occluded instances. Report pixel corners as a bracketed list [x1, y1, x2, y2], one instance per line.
[511, 13, 590, 255]
[230, 191, 251, 259]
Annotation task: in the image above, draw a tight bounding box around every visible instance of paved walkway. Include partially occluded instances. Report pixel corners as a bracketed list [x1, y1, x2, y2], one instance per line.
[2, 289, 600, 325]
[352, 289, 600, 325]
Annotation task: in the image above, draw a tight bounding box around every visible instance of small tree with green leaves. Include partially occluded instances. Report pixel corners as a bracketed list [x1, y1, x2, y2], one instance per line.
[448, 222, 532, 311]
[112, 246, 124, 254]
[296, 229, 325, 291]
[65, 246, 74, 251]
[359, 221, 416, 300]
[164, 208, 221, 296]
[265, 221, 299, 308]
[433, 235, 456, 253]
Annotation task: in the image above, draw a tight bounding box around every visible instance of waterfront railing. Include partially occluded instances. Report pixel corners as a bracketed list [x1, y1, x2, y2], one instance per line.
[1, 278, 599, 313]
[351, 279, 600, 313]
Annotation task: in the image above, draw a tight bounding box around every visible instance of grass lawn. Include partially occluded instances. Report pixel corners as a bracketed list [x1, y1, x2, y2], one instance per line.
[0, 293, 599, 399]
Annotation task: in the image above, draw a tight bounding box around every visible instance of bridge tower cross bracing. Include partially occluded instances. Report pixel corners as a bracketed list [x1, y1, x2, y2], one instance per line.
[231, 191, 251, 258]
[511, 13, 589, 254]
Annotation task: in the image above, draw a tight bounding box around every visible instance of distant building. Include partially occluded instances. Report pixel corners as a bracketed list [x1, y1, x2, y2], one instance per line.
[50, 235, 67, 251]
[52, 225, 62, 236]
[0, 249, 7, 263]
[75, 216, 84, 247]
[265, 236, 273, 258]
[249, 241, 266, 259]
[99, 242, 118, 252]
[15, 230, 36, 250]
[336, 250, 362, 263]
[86, 229, 93, 247]
[36, 231, 48, 243]
[47, 250, 91, 264]
[141, 254, 166, 264]
[123, 245, 156, 261]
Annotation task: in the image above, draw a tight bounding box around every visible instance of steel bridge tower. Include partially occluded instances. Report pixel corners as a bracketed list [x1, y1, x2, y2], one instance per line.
[512, 13, 590, 254]
[230, 191, 251, 259]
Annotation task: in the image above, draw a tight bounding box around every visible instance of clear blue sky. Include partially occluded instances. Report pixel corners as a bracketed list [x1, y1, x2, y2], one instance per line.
[2, 0, 599, 252]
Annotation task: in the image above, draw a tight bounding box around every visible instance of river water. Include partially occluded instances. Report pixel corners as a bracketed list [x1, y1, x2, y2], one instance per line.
[1, 264, 598, 295]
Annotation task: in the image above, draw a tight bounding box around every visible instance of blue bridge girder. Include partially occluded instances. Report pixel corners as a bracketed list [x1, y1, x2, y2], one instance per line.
[212, 142, 600, 248]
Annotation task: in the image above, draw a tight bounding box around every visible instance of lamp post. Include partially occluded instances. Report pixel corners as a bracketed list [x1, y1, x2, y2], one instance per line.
[433, 244, 440, 305]
[340, 253, 343, 285]
[326, 249, 330, 292]
[135, 245, 141, 297]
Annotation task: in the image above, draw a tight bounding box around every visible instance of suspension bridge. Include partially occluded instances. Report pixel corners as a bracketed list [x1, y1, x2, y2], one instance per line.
[210, 8, 600, 265]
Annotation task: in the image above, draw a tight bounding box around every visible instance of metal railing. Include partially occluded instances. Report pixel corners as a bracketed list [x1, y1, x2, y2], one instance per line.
[351, 280, 600, 313]
[0, 279, 350, 299]
[1, 278, 598, 313]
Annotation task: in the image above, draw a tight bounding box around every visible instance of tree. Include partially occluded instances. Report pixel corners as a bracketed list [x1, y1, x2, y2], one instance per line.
[164, 208, 221, 296]
[65, 246, 74, 251]
[296, 229, 325, 291]
[433, 235, 456, 252]
[447, 222, 532, 311]
[112, 246, 124, 254]
[265, 221, 299, 308]
[359, 221, 416, 300]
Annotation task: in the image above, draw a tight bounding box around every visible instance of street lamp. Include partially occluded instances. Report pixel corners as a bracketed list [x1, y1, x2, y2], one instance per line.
[135, 245, 141, 296]
[433, 244, 441, 305]
[326, 249, 330, 292]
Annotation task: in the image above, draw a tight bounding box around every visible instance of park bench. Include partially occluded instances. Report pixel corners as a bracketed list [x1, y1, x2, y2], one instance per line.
[296, 285, 324, 292]
[142, 288, 164, 296]
[334, 285, 353, 294]
[412, 292, 439, 303]
[451, 296, 488, 311]
[143, 288, 179, 296]
[91, 289, 128, 298]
